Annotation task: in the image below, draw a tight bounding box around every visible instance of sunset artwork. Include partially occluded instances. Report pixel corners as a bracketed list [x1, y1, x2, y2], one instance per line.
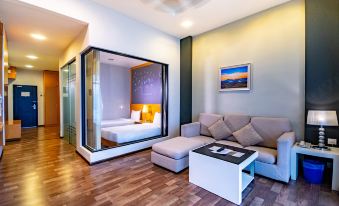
[219, 64, 251, 91]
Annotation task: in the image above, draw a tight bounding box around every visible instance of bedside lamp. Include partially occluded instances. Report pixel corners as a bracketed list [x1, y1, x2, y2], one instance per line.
[142, 104, 149, 122]
[307, 110, 338, 150]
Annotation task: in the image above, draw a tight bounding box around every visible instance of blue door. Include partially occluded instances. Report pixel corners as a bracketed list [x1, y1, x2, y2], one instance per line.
[13, 85, 38, 128]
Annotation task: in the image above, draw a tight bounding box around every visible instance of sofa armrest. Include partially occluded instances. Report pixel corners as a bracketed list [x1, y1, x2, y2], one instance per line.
[181, 122, 201, 137]
[277, 132, 296, 167]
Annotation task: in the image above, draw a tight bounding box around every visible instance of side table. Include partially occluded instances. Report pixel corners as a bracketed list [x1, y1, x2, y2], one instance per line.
[291, 144, 339, 191]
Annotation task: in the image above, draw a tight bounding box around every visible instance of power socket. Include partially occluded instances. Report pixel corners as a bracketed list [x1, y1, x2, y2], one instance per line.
[327, 138, 337, 145]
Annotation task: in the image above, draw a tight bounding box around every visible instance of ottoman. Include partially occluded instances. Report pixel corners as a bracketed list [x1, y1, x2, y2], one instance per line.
[151, 136, 205, 172]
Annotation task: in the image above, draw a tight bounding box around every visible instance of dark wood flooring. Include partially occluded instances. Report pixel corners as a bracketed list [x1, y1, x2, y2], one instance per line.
[0, 127, 338, 206]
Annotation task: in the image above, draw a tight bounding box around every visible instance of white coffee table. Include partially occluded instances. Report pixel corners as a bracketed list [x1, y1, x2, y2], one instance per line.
[189, 143, 258, 205]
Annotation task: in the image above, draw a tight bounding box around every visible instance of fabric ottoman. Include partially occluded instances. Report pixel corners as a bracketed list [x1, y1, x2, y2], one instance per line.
[151, 136, 205, 172]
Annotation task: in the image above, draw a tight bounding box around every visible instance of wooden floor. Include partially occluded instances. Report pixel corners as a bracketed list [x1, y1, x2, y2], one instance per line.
[0, 127, 338, 206]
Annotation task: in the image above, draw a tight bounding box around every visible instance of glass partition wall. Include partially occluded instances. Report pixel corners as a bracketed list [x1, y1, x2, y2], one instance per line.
[61, 60, 76, 146]
[81, 48, 168, 152]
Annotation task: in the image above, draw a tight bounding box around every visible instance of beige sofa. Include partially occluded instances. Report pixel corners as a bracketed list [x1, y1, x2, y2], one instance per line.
[151, 113, 295, 183]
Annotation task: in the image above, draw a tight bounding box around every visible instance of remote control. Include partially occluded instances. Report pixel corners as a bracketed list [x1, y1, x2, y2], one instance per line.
[217, 147, 224, 152]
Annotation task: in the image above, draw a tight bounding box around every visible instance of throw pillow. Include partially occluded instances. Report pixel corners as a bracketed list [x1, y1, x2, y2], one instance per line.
[233, 123, 263, 147]
[153, 112, 161, 127]
[131, 110, 141, 121]
[208, 119, 232, 140]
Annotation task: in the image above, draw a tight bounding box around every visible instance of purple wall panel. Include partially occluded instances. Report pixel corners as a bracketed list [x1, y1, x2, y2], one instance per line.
[132, 64, 162, 104]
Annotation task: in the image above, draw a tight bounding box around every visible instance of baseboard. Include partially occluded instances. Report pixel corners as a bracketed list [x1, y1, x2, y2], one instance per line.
[0, 146, 3, 160]
[89, 147, 151, 166]
[76, 150, 91, 165]
[44, 124, 59, 127]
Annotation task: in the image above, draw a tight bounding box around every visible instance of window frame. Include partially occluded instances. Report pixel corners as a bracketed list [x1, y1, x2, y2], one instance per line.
[80, 47, 169, 152]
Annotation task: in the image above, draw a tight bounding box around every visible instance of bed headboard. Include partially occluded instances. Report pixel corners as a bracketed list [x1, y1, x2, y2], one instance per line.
[130, 104, 161, 122]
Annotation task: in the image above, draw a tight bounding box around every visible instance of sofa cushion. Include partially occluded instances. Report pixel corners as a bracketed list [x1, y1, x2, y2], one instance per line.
[190, 136, 215, 144]
[216, 140, 243, 148]
[224, 114, 251, 132]
[245, 146, 277, 164]
[208, 120, 232, 140]
[226, 135, 237, 142]
[251, 117, 292, 148]
[233, 123, 263, 147]
[199, 113, 223, 137]
[224, 114, 251, 141]
[152, 137, 205, 160]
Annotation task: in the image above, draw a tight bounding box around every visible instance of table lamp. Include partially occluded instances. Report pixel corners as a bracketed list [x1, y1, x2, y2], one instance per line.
[307, 110, 338, 150]
[142, 104, 149, 122]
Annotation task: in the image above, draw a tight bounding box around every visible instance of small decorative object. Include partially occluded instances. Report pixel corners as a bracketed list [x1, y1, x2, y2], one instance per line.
[219, 63, 251, 91]
[307, 110, 338, 150]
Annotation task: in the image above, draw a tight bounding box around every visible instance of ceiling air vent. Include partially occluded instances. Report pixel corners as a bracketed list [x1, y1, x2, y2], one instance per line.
[141, 0, 209, 15]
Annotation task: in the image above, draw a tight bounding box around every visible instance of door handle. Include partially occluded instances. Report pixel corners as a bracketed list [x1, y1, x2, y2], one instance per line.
[32, 104, 37, 110]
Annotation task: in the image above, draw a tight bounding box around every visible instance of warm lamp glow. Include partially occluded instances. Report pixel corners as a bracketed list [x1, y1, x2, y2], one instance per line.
[142, 105, 148, 113]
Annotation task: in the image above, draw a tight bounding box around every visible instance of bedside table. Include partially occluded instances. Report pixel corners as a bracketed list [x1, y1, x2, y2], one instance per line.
[291, 143, 339, 191]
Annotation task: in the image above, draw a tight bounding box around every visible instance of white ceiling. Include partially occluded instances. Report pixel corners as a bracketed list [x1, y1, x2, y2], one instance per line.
[93, 0, 291, 38]
[0, 0, 87, 71]
[100, 51, 148, 68]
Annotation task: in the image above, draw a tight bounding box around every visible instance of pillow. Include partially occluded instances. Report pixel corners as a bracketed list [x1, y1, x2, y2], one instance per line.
[153, 112, 161, 127]
[208, 119, 232, 140]
[131, 110, 141, 121]
[232, 123, 263, 147]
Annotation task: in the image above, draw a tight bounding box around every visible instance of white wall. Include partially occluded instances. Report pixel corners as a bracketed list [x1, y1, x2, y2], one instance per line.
[100, 63, 130, 120]
[8, 68, 44, 125]
[192, 0, 305, 138]
[20, 0, 180, 163]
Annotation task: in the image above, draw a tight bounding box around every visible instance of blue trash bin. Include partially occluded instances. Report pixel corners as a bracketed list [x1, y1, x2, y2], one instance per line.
[303, 159, 325, 184]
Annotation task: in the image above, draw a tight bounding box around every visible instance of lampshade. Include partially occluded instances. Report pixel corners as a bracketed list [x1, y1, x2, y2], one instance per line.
[142, 105, 148, 113]
[307, 110, 338, 126]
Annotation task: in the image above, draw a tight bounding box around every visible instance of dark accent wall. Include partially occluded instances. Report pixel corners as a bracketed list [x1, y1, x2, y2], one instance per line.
[180, 36, 193, 126]
[305, 0, 339, 145]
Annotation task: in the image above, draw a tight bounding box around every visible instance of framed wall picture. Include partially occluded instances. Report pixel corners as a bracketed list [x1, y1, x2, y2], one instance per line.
[219, 63, 251, 91]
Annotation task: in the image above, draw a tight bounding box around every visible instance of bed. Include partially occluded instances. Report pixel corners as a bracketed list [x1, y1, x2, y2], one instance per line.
[101, 123, 161, 144]
[101, 110, 141, 128]
[101, 118, 135, 128]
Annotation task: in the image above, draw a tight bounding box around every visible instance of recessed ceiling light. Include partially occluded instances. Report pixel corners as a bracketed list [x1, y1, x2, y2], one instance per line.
[181, 20, 193, 28]
[30, 33, 47, 41]
[25, 64, 34, 68]
[26, 55, 38, 60]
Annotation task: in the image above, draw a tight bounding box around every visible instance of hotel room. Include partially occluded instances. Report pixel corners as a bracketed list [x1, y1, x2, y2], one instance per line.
[0, 0, 338, 205]
[82, 48, 168, 151]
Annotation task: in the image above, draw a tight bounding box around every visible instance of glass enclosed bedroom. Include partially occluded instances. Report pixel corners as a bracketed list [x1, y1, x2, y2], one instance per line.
[81, 48, 168, 152]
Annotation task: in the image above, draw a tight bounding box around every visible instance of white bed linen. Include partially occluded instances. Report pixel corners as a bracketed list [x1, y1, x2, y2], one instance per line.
[101, 118, 135, 128]
[101, 123, 161, 144]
